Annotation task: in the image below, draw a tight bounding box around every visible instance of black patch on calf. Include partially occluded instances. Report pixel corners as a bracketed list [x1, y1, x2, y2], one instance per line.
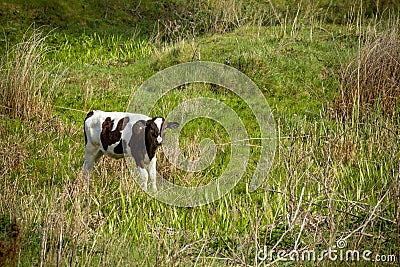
[84, 111, 94, 145]
[126, 117, 179, 168]
[145, 118, 163, 160]
[85, 111, 94, 120]
[127, 120, 147, 168]
[101, 116, 129, 151]
[114, 141, 124, 154]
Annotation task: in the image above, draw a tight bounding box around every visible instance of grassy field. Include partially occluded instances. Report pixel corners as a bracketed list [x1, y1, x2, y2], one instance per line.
[1, 1, 400, 266]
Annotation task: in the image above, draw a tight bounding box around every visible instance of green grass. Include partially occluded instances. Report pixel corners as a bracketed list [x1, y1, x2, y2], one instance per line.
[1, 2, 400, 266]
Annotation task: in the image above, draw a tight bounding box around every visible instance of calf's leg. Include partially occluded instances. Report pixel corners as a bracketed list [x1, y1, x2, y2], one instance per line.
[137, 166, 149, 191]
[82, 143, 103, 174]
[148, 156, 157, 192]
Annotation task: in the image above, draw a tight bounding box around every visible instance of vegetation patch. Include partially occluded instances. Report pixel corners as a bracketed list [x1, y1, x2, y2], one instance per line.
[0, 28, 60, 120]
[335, 23, 400, 118]
[0, 1, 399, 266]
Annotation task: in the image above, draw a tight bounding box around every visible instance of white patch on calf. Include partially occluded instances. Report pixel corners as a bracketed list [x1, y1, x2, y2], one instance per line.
[154, 117, 164, 143]
[154, 117, 163, 131]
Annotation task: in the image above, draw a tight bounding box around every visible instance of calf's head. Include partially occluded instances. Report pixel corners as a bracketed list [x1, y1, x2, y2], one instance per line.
[146, 117, 179, 146]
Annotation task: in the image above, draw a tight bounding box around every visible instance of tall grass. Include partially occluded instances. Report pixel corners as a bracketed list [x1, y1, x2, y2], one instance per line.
[0, 27, 61, 121]
[335, 22, 400, 119]
[152, 0, 270, 43]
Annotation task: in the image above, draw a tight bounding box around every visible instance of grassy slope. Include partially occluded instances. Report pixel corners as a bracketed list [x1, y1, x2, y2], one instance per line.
[1, 2, 399, 267]
[0, 0, 149, 35]
[54, 25, 349, 116]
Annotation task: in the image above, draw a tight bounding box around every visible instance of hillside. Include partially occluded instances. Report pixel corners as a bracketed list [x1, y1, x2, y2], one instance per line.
[1, 0, 399, 37]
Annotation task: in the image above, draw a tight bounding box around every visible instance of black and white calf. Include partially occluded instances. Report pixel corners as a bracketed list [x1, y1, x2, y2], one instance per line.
[83, 110, 179, 191]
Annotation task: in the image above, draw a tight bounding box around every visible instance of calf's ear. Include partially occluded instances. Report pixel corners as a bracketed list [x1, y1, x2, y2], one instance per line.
[166, 122, 179, 129]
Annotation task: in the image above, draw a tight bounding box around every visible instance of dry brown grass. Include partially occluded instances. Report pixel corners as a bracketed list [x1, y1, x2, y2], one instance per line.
[0, 27, 59, 121]
[152, 0, 268, 44]
[334, 24, 400, 119]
